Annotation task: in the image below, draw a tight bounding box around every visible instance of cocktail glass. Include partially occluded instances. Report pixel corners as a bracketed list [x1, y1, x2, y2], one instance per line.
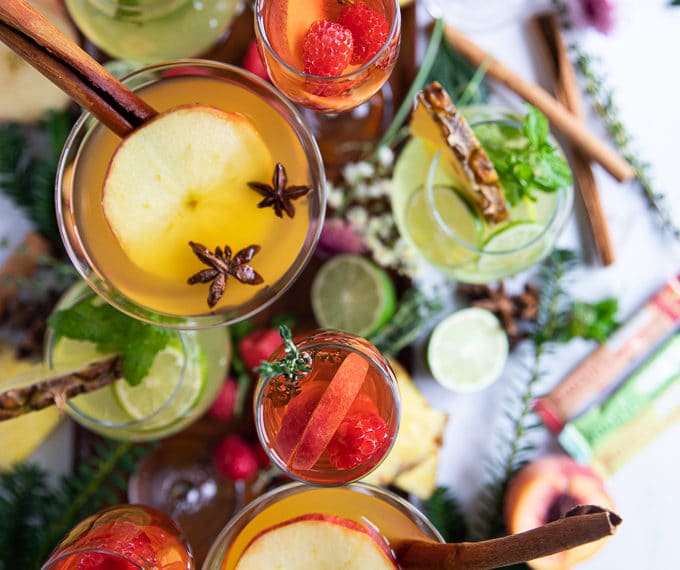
[41, 503, 194, 569]
[44, 281, 230, 441]
[56, 60, 326, 329]
[391, 105, 574, 283]
[254, 330, 400, 485]
[254, 0, 401, 167]
[64, 0, 241, 65]
[202, 481, 443, 570]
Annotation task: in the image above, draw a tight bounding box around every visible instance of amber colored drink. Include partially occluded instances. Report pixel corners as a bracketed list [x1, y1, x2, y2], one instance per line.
[255, 0, 400, 112]
[41, 504, 193, 569]
[255, 331, 400, 485]
[57, 62, 325, 328]
[202, 483, 443, 570]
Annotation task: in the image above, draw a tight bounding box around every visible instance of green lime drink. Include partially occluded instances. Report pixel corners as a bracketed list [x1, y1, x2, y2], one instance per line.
[391, 105, 573, 283]
[65, 0, 240, 64]
[45, 282, 231, 441]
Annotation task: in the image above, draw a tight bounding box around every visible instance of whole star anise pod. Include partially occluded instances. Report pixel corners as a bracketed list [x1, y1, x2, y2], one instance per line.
[187, 242, 264, 308]
[247, 163, 312, 218]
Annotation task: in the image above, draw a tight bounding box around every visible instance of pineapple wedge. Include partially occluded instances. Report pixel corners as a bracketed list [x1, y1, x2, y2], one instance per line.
[410, 81, 508, 223]
[362, 359, 447, 499]
[0, 345, 61, 470]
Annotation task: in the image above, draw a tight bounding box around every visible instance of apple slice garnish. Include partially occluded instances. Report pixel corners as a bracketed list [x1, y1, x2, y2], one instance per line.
[290, 352, 369, 471]
[274, 381, 326, 462]
[235, 513, 397, 570]
[102, 104, 273, 282]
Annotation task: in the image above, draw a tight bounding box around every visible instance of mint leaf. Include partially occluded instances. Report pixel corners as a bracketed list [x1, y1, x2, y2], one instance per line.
[524, 106, 549, 148]
[48, 297, 173, 386]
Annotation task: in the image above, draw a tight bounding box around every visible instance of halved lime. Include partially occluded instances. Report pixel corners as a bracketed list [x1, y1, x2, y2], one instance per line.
[427, 308, 508, 392]
[113, 335, 207, 422]
[476, 222, 547, 277]
[405, 185, 482, 267]
[311, 254, 397, 337]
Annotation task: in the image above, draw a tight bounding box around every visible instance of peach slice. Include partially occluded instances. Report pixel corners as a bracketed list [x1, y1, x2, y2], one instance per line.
[102, 104, 273, 282]
[504, 455, 616, 570]
[275, 381, 326, 462]
[291, 352, 369, 471]
[235, 513, 397, 570]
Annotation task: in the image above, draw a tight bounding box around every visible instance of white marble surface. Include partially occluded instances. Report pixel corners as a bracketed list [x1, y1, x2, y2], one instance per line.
[416, 1, 680, 568]
[2, 1, 679, 568]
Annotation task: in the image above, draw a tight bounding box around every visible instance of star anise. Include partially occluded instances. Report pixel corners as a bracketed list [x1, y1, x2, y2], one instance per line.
[187, 242, 264, 308]
[458, 281, 540, 346]
[247, 163, 312, 218]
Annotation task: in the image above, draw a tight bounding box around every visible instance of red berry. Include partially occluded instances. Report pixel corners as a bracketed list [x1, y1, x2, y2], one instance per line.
[338, 4, 389, 66]
[213, 435, 259, 480]
[207, 377, 238, 423]
[302, 20, 353, 77]
[327, 412, 389, 470]
[253, 441, 272, 469]
[241, 40, 270, 82]
[238, 328, 284, 372]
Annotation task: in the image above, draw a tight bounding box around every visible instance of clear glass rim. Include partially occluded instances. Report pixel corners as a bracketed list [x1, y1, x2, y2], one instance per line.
[202, 480, 444, 569]
[422, 106, 573, 255]
[56, 58, 327, 330]
[42, 547, 146, 570]
[254, 0, 401, 82]
[44, 281, 190, 429]
[253, 329, 402, 487]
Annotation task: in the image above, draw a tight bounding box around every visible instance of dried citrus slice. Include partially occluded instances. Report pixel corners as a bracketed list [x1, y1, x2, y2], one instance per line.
[410, 81, 507, 223]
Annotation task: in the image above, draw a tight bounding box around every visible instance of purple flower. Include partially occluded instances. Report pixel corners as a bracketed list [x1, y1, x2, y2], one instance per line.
[317, 218, 367, 257]
[570, 0, 617, 34]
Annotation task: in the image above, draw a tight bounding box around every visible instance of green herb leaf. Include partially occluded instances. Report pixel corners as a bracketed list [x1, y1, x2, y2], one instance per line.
[424, 487, 468, 542]
[47, 297, 174, 386]
[555, 298, 620, 343]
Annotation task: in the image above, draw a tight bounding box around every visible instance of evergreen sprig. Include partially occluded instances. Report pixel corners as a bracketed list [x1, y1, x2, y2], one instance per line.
[254, 325, 312, 407]
[470, 250, 578, 541]
[0, 110, 76, 243]
[0, 439, 153, 570]
[423, 486, 468, 542]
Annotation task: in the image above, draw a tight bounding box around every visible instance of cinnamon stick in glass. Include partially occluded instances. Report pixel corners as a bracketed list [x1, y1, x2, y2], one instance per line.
[532, 12, 615, 266]
[443, 24, 635, 184]
[0, 0, 156, 137]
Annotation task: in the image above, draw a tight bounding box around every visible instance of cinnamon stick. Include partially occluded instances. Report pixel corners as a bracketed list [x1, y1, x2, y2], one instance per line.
[443, 24, 635, 183]
[0, 232, 51, 314]
[532, 12, 615, 266]
[0, 354, 123, 421]
[395, 505, 622, 569]
[0, 0, 156, 137]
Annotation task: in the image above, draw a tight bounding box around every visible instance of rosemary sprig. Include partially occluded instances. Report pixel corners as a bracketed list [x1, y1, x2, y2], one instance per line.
[471, 250, 578, 540]
[254, 325, 312, 407]
[550, 0, 680, 240]
[424, 486, 469, 543]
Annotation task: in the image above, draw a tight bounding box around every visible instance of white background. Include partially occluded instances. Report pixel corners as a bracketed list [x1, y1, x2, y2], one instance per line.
[1, 0, 679, 568]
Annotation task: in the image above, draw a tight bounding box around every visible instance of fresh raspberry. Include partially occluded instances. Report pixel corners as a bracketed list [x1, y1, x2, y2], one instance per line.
[238, 328, 284, 372]
[253, 440, 272, 469]
[338, 4, 389, 66]
[327, 412, 389, 470]
[241, 40, 270, 82]
[213, 435, 259, 480]
[302, 20, 354, 77]
[207, 377, 238, 423]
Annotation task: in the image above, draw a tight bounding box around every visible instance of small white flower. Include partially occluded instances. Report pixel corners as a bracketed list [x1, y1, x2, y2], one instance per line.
[346, 206, 369, 229]
[376, 146, 394, 169]
[343, 161, 374, 185]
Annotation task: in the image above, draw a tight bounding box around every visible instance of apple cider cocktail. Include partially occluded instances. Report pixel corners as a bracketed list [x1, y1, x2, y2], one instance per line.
[57, 61, 325, 328]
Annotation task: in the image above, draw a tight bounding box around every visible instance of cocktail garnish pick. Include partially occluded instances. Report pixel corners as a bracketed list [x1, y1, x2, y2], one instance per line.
[255, 325, 312, 407]
[247, 163, 311, 219]
[187, 242, 264, 309]
[394, 505, 622, 569]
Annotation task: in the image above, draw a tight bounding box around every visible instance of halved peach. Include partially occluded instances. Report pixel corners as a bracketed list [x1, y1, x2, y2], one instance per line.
[504, 455, 616, 570]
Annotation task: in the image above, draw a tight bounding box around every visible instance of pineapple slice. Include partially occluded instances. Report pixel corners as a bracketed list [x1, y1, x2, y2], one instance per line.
[410, 81, 508, 223]
[362, 359, 447, 499]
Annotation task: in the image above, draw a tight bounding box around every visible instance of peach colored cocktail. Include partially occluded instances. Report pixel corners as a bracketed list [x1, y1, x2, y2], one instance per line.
[254, 330, 400, 485]
[254, 0, 401, 112]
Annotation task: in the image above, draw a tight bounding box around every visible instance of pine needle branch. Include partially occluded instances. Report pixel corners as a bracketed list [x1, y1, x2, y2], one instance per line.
[424, 486, 468, 542]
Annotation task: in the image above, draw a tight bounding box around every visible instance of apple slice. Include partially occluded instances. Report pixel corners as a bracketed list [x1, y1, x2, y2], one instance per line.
[235, 514, 397, 570]
[291, 352, 369, 471]
[275, 381, 326, 462]
[102, 104, 273, 282]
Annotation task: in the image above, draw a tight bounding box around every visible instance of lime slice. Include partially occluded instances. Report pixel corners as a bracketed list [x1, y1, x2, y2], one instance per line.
[427, 308, 508, 392]
[113, 335, 207, 423]
[405, 185, 482, 267]
[476, 222, 547, 277]
[311, 254, 397, 336]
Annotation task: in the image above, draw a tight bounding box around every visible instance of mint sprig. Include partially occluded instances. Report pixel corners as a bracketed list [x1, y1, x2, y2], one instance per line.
[482, 106, 573, 206]
[47, 298, 174, 386]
